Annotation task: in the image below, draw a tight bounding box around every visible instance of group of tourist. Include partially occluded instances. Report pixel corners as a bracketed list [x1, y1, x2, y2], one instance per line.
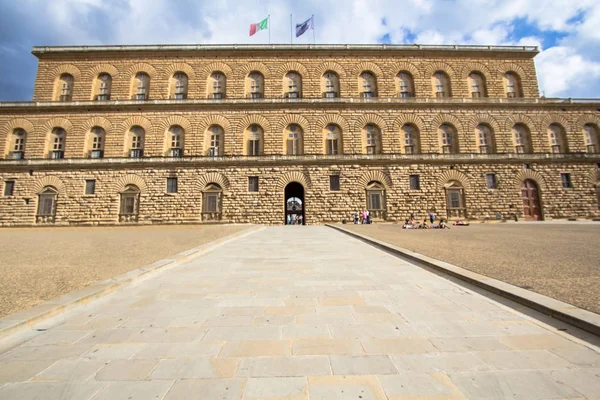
[352, 210, 372, 224]
[286, 214, 303, 225]
[401, 211, 458, 229]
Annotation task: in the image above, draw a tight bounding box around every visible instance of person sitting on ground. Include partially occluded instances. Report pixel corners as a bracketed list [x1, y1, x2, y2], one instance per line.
[439, 219, 450, 229]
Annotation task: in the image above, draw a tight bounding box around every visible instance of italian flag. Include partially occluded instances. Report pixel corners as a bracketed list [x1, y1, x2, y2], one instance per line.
[249, 17, 268, 36]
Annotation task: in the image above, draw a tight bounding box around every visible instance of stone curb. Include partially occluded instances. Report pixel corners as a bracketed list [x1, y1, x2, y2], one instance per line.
[326, 223, 600, 337]
[0, 225, 264, 339]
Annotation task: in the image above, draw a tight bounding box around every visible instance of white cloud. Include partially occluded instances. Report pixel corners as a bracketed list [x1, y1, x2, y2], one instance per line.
[536, 46, 600, 97]
[2, 0, 600, 99]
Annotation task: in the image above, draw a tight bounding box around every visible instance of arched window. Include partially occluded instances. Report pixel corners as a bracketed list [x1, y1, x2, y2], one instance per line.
[285, 124, 303, 155]
[396, 72, 414, 98]
[245, 124, 263, 156]
[168, 125, 184, 157]
[207, 125, 223, 157]
[505, 72, 522, 98]
[366, 181, 387, 220]
[512, 124, 532, 154]
[584, 124, 599, 153]
[284, 72, 301, 99]
[37, 186, 58, 224]
[548, 124, 567, 153]
[95, 73, 112, 101]
[439, 124, 457, 154]
[171, 72, 188, 100]
[48, 127, 66, 159]
[362, 124, 382, 155]
[202, 183, 222, 221]
[324, 124, 342, 155]
[209, 72, 226, 99]
[402, 124, 420, 155]
[468, 72, 486, 98]
[247, 72, 264, 99]
[134, 73, 150, 100]
[360, 72, 377, 98]
[432, 72, 450, 98]
[444, 180, 467, 219]
[128, 126, 145, 158]
[89, 127, 105, 159]
[322, 71, 339, 98]
[119, 184, 140, 223]
[9, 128, 27, 159]
[475, 124, 495, 154]
[58, 74, 74, 101]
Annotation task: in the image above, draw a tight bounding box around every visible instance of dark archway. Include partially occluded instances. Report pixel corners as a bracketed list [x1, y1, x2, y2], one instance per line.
[284, 182, 305, 225]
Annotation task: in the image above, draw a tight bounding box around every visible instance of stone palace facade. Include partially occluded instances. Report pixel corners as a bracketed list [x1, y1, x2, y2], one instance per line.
[0, 44, 599, 226]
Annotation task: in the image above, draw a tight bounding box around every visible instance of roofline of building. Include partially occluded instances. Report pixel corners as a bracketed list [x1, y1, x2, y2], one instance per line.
[31, 43, 540, 56]
[1, 97, 599, 110]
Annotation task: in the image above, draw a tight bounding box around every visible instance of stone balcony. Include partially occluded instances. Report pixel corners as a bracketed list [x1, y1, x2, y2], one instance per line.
[1, 97, 599, 110]
[1, 152, 597, 169]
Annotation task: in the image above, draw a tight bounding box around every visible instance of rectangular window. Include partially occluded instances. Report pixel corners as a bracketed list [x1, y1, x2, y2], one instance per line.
[561, 173, 573, 189]
[329, 175, 340, 191]
[4, 180, 15, 196]
[39, 196, 55, 215]
[448, 191, 462, 208]
[369, 193, 382, 210]
[327, 139, 338, 155]
[166, 177, 178, 193]
[486, 174, 497, 189]
[248, 176, 259, 192]
[121, 196, 136, 215]
[248, 140, 260, 156]
[84, 180, 96, 195]
[409, 175, 420, 190]
[205, 194, 218, 212]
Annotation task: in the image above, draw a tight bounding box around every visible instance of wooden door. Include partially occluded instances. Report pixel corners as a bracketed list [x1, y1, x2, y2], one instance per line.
[521, 179, 542, 220]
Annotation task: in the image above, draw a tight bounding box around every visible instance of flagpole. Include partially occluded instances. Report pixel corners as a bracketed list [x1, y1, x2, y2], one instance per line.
[290, 14, 293, 44]
[312, 15, 315, 44]
[268, 14, 271, 44]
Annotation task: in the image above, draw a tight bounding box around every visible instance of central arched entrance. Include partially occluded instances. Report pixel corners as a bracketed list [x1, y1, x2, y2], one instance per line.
[284, 182, 305, 225]
[521, 179, 543, 220]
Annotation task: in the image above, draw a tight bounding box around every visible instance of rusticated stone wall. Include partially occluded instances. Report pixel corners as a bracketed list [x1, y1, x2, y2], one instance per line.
[2, 106, 600, 159]
[32, 51, 540, 101]
[0, 161, 598, 226]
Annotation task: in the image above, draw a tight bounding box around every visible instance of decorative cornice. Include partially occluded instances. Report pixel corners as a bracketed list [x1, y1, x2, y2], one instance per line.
[32, 44, 540, 56]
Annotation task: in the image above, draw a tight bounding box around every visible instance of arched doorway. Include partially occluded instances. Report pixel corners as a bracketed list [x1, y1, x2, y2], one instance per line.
[521, 179, 543, 220]
[284, 182, 305, 225]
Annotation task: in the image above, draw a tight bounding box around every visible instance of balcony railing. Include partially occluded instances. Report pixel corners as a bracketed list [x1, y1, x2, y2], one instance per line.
[369, 210, 387, 220]
[9, 151, 24, 160]
[119, 214, 138, 223]
[130, 149, 143, 158]
[89, 150, 104, 159]
[202, 212, 222, 221]
[36, 215, 55, 224]
[2, 152, 597, 167]
[169, 148, 182, 157]
[2, 96, 599, 108]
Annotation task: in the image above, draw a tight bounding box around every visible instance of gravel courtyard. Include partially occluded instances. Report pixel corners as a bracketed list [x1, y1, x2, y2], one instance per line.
[0, 224, 248, 318]
[343, 222, 600, 314]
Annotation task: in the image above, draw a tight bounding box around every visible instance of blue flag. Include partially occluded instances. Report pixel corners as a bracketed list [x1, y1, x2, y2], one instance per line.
[296, 16, 313, 38]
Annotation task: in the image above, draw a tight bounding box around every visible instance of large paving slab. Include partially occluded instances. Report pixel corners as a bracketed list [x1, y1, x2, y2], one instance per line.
[0, 226, 599, 399]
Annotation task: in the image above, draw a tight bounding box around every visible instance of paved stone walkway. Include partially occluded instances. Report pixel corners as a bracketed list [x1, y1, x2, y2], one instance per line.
[0, 226, 599, 399]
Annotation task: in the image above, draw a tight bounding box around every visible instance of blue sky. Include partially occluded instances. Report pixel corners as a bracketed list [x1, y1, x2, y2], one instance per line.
[1, 0, 599, 101]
